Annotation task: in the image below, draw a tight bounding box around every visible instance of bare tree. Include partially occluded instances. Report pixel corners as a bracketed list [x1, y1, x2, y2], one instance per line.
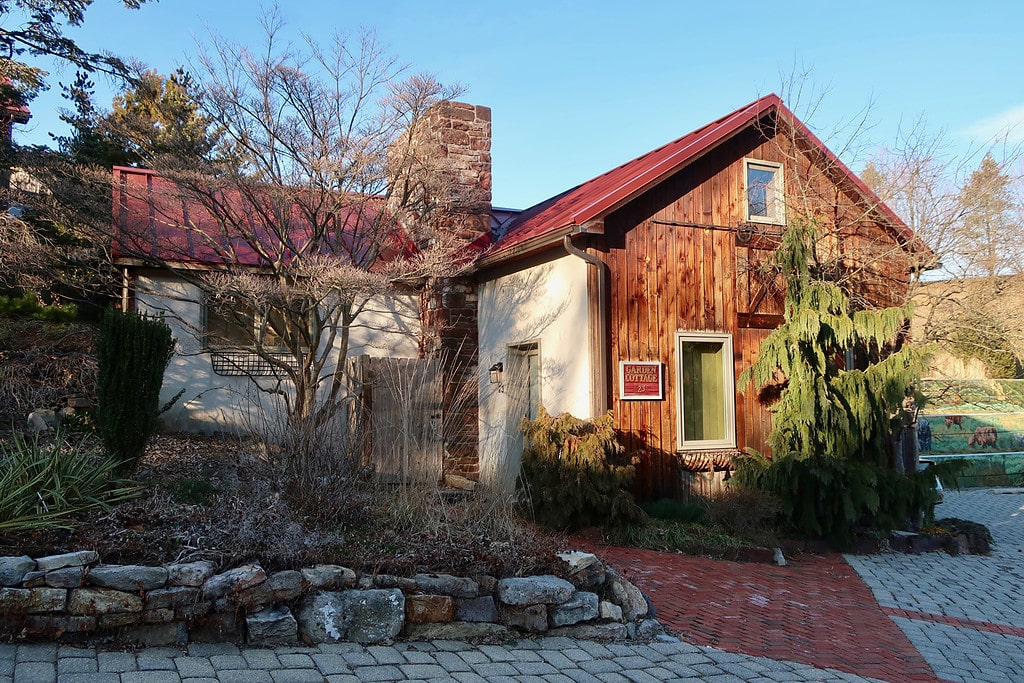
[864, 120, 1024, 378]
[111, 11, 471, 482]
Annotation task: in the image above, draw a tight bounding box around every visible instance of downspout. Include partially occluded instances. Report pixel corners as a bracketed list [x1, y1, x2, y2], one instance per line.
[563, 234, 609, 417]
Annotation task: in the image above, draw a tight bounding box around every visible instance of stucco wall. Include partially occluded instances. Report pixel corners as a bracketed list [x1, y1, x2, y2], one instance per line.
[477, 254, 591, 488]
[135, 273, 421, 433]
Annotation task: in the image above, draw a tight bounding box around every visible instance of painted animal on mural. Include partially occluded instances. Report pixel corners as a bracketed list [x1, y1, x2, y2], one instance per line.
[917, 420, 933, 452]
[968, 425, 998, 448]
[945, 415, 965, 430]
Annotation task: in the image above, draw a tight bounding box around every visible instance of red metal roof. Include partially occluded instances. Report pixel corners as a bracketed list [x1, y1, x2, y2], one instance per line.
[483, 94, 917, 264]
[111, 166, 412, 269]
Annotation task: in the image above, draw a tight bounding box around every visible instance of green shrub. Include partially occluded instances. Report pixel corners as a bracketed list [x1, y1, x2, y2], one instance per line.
[733, 454, 943, 548]
[0, 293, 78, 322]
[95, 309, 177, 474]
[0, 430, 139, 533]
[518, 408, 647, 540]
[641, 498, 707, 523]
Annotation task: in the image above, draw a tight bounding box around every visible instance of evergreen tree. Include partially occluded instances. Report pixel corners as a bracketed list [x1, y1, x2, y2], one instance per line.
[54, 67, 219, 167]
[0, 0, 149, 107]
[740, 220, 927, 466]
[95, 309, 176, 474]
[958, 152, 1018, 277]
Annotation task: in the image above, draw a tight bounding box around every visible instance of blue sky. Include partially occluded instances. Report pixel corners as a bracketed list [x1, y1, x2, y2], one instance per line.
[13, 0, 1024, 209]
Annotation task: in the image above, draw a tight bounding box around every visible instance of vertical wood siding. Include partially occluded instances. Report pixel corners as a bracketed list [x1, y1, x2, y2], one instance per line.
[597, 125, 911, 499]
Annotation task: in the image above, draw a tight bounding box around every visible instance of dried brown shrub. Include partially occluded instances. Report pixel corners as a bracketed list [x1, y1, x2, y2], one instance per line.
[0, 320, 97, 424]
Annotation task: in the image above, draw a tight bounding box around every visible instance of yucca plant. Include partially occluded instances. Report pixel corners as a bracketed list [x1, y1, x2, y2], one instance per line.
[0, 429, 140, 533]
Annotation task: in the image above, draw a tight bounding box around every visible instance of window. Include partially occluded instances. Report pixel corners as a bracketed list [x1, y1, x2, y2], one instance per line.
[745, 159, 785, 224]
[204, 300, 303, 351]
[675, 332, 736, 450]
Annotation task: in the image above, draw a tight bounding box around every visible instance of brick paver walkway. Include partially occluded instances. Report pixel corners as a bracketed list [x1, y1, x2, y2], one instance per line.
[587, 544, 941, 682]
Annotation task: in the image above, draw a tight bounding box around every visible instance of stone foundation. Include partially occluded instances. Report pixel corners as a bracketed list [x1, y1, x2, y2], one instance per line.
[0, 550, 662, 646]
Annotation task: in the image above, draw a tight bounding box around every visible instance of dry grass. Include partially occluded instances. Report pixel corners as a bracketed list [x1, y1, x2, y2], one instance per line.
[0, 320, 97, 424]
[0, 432, 565, 576]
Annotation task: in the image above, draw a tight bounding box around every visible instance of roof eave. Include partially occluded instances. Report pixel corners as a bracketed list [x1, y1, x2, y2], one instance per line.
[475, 223, 587, 269]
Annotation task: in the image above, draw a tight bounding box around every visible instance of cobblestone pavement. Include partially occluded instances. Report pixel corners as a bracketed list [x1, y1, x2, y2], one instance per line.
[845, 488, 1024, 683]
[1, 636, 892, 682]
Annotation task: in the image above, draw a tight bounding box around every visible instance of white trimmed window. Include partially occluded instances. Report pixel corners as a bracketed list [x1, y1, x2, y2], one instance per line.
[675, 332, 736, 450]
[745, 159, 785, 224]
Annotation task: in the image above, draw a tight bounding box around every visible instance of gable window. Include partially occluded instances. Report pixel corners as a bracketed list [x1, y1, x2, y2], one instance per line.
[745, 159, 785, 224]
[676, 331, 736, 450]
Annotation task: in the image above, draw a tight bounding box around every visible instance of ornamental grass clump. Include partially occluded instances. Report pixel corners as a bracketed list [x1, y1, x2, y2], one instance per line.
[518, 408, 646, 541]
[0, 429, 139, 534]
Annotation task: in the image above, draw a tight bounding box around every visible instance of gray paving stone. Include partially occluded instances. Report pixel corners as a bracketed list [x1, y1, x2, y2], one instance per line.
[478, 644, 518, 662]
[13, 661, 55, 683]
[400, 650, 436, 665]
[136, 652, 178, 670]
[121, 671, 182, 683]
[277, 653, 315, 668]
[620, 669, 664, 683]
[537, 650, 576, 668]
[472, 661, 520, 677]
[243, 648, 282, 669]
[271, 669, 326, 683]
[313, 653, 352, 675]
[508, 648, 543, 662]
[59, 674, 120, 683]
[58, 656, 98, 674]
[97, 652, 138, 672]
[175, 657, 217, 677]
[514, 660, 560, 676]
[456, 650, 490, 665]
[324, 676, 361, 683]
[15, 643, 56, 662]
[352, 664, 404, 681]
[541, 675, 577, 683]
[399, 663, 448, 678]
[450, 672, 487, 683]
[366, 645, 404, 665]
[218, 670, 273, 683]
[595, 672, 631, 683]
[210, 654, 249, 670]
[187, 643, 240, 657]
[342, 651, 378, 667]
[579, 658, 624, 674]
[432, 651, 471, 672]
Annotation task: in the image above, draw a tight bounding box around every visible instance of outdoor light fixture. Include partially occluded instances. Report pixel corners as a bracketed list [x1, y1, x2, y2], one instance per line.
[488, 362, 504, 384]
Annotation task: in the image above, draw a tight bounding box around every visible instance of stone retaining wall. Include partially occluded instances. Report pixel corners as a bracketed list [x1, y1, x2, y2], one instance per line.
[0, 550, 663, 646]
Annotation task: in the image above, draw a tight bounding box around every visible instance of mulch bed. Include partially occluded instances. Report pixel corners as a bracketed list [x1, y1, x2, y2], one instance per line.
[0, 432, 567, 577]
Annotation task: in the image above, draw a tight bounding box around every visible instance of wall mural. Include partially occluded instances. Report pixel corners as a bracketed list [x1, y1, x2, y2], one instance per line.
[918, 379, 1024, 487]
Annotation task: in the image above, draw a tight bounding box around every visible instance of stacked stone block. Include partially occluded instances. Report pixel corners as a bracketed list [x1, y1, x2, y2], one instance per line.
[0, 549, 661, 646]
